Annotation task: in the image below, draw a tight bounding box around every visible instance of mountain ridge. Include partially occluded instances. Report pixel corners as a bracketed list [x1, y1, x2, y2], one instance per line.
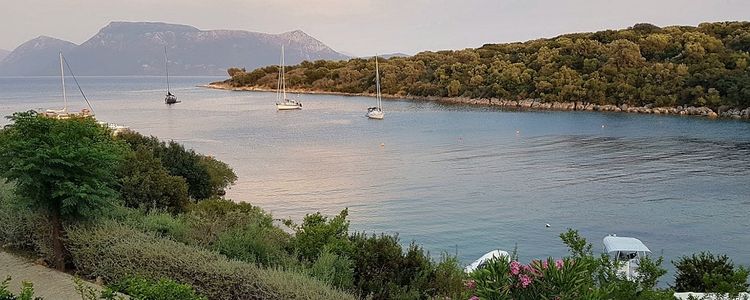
[0, 21, 349, 75]
[0, 49, 9, 62]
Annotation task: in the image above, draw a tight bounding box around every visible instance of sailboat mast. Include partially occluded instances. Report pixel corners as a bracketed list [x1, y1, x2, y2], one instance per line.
[375, 55, 381, 108]
[282, 45, 287, 100]
[164, 46, 171, 93]
[60, 52, 67, 112]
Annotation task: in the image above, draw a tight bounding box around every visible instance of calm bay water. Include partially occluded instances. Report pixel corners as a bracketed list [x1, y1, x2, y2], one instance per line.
[1, 76, 749, 274]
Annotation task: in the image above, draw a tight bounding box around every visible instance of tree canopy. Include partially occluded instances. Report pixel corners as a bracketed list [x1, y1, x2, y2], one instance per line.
[226, 21, 750, 109]
[0, 111, 126, 269]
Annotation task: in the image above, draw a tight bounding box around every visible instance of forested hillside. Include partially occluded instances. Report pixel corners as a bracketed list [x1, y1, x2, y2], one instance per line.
[225, 22, 750, 109]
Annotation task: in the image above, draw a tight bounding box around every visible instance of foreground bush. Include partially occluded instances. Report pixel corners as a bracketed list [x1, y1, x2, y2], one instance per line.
[288, 209, 467, 299]
[0, 276, 38, 300]
[0, 181, 54, 264]
[0, 112, 126, 270]
[66, 221, 353, 300]
[467, 230, 676, 300]
[673, 252, 750, 294]
[109, 276, 205, 300]
[129, 199, 295, 268]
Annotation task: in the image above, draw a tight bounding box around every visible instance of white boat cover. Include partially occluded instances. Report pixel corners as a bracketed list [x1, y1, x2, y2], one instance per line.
[603, 236, 651, 253]
[464, 250, 509, 273]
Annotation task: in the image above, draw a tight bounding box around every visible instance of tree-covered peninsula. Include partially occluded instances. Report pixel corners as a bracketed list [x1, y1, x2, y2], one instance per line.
[220, 21, 750, 116]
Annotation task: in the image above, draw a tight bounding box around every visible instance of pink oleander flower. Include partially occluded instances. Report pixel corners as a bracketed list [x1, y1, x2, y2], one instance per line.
[469, 296, 480, 300]
[464, 279, 476, 290]
[510, 261, 521, 275]
[519, 274, 532, 288]
[555, 259, 564, 269]
[542, 260, 549, 269]
[523, 263, 534, 273]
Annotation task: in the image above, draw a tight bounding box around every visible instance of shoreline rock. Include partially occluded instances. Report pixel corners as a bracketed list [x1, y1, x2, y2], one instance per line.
[201, 83, 750, 120]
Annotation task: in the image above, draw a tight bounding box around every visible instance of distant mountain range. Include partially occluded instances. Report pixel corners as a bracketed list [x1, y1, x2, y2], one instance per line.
[0, 49, 9, 62]
[0, 22, 349, 76]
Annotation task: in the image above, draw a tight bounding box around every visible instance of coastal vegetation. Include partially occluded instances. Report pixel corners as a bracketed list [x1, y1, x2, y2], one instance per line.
[0, 113, 748, 299]
[222, 21, 750, 117]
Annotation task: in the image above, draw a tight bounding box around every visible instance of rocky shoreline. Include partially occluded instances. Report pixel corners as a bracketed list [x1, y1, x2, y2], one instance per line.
[203, 83, 750, 120]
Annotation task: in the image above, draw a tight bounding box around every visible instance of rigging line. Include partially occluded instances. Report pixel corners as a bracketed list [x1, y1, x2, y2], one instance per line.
[62, 54, 95, 115]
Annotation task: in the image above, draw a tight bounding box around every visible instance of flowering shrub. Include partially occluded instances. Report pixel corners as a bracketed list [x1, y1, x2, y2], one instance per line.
[466, 229, 676, 300]
[468, 256, 598, 300]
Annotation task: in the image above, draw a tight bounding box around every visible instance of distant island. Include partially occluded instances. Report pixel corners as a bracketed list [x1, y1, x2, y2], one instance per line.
[214, 21, 750, 119]
[0, 21, 348, 76]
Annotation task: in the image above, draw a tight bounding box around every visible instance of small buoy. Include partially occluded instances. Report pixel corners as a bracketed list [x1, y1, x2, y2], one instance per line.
[601, 124, 606, 128]
[515, 130, 520, 134]
[380, 143, 385, 147]
[545, 223, 551, 228]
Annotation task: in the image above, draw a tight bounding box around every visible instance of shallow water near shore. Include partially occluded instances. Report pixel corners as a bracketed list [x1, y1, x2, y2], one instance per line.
[2, 76, 749, 276]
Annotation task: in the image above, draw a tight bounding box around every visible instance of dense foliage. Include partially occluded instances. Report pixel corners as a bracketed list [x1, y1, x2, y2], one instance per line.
[66, 220, 353, 300]
[227, 21, 750, 109]
[468, 230, 675, 300]
[673, 252, 750, 294]
[0, 276, 38, 300]
[0, 112, 126, 270]
[115, 131, 236, 202]
[118, 145, 189, 213]
[108, 276, 206, 300]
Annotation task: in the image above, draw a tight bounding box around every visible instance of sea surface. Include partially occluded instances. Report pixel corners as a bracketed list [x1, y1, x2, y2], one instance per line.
[1, 76, 749, 275]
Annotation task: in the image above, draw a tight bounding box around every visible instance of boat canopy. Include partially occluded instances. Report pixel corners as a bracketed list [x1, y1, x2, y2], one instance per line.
[464, 250, 509, 273]
[603, 236, 651, 254]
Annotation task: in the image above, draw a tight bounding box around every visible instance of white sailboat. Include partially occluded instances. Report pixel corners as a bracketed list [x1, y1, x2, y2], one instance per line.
[164, 46, 179, 105]
[275, 45, 302, 110]
[42, 52, 94, 119]
[366, 55, 384, 119]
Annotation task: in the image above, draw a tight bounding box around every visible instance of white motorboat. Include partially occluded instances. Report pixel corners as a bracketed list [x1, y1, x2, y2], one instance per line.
[603, 235, 651, 281]
[464, 249, 509, 273]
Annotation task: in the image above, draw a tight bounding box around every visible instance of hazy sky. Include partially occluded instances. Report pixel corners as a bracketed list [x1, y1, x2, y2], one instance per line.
[1, 0, 749, 56]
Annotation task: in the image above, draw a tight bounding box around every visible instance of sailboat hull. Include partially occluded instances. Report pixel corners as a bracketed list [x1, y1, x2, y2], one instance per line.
[366, 110, 384, 119]
[165, 94, 179, 104]
[276, 102, 302, 110]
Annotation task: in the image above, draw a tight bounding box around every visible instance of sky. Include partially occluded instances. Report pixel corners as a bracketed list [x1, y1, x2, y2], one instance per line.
[1, 0, 749, 56]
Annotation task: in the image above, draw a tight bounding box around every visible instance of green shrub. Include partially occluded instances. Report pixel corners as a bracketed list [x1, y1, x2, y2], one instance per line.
[137, 211, 188, 240]
[430, 254, 467, 298]
[118, 146, 190, 213]
[307, 248, 355, 290]
[288, 209, 352, 262]
[0, 276, 41, 300]
[673, 252, 750, 294]
[0, 182, 53, 262]
[110, 276, 205, 300]
[66, 221, 352, 300]
[115, 132, 236, 200]
[347, 233, 435, 299]
[213, 224, 292, 267]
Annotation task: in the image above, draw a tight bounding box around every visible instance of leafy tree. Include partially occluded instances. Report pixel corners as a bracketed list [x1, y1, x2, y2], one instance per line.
[118, 145, 190, 213]
[224, 21, 750, 110]
[673, 252, 750, 294]
[116, 131, 235, 200]
[0, 111, 126, 270]
[198, 156, 237, 196]
[287, 208, 351, 262]
[227, 67, 245, 77]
